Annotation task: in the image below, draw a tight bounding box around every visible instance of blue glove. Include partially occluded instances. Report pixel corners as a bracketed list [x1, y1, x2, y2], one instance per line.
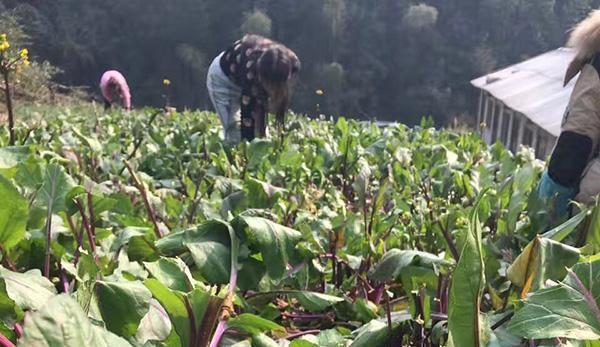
[537, 170, 577, 219]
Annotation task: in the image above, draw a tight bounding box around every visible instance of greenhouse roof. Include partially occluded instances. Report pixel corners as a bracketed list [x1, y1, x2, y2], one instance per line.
[471, 47, 577, 137]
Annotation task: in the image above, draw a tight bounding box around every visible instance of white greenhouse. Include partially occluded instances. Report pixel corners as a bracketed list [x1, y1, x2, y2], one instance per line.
[471, 48, 578, 158]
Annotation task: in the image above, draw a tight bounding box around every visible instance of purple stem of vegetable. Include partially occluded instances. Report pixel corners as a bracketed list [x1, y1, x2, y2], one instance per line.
[285, 312, 329, 320]
[373, 283, 385, 305]
[59, 264, 69, 293]
[567, 268, 600, 323]
[43, 209, 53, 278]
[209, 321, 228, 347]
[0, 333, 15, 347]
[13, 324, 22, 339]
[208, 230, 239, 347]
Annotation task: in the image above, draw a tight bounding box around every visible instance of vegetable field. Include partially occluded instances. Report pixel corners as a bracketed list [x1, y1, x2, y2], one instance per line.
[0, 106, 599, 347]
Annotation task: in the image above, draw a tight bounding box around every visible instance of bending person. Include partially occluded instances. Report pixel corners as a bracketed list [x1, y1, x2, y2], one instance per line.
[207, 34, 300, 144]
[100, 70, 131, 111]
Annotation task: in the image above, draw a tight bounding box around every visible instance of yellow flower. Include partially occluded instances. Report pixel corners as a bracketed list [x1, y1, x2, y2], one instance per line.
[0, 42, 9, 52]
[163, 79, 171, 86]
[315, 89, 324, 96]
[23, 59, 30, 66]
[20, 48, 28, 58]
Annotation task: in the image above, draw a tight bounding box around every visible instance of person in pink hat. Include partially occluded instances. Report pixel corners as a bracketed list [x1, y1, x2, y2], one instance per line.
[100, 70, 131, 110]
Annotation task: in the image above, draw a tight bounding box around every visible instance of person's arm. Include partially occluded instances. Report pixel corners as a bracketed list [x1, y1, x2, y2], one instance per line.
[537, 170, 578, 219]
[121, 89, 131, 110]
[240, 86, 257, 141]
[538, 130, 593, 220]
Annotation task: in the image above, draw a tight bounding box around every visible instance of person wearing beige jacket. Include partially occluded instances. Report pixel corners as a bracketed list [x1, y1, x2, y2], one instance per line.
[538, 10, 600, 220]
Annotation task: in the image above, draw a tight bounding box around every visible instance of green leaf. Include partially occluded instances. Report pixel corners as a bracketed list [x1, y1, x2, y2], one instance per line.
[0, 175, 28, 249]
[72, 126, 103, 152]
[251, 333, 279, 347]
[507, 236, 580, 297]
[349, 320, 390, 347]
[0, 267, 56, 311]
[508, 260, 600, 340]
[15, 155, 44, 189]
[36, 163, 75, 213]
[246, 139, 273, 170]
[188, 288, 223, 344]
[542, 209, 589, 242]
[112, 227, 153, 252]
[135, 299, 172, 344]
[144, 279, 189, 347]
[184, 222, 232, 284]
[232, 216, 302, 280]
[143, 257, 194, 292]
[18, 294, 132, 347]
[0, 146, 30, 179]
[586, 203, 600, 254]
[95, 280, 152, 338]
[228, 313, 285, 335]
[156, 220, 225, 256]
[292, 291, 344, 312]
[370, 249, 450, 282]
[0, 280, 22, 328]
[448, 195, 486, 347]
[245, 178, 287, 209]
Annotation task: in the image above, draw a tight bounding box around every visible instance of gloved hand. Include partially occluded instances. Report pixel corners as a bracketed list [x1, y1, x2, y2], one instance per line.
[537, 170, 577, 219]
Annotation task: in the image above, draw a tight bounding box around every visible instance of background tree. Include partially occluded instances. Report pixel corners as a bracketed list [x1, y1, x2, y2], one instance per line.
[0, 0, 596, 126]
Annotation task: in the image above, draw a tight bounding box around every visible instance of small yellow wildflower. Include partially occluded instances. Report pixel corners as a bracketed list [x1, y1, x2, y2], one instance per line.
[163, 79, 171, 86]
[23, 59, 30, 66]
[20, 48, 28, 58]
[0, 42, 9, 52]
[315, 89, 324, 96]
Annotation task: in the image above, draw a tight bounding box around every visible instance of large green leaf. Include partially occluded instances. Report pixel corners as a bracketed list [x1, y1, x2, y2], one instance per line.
[251, 333, 279, 347]
[188, 288, 223, 345]
[290, 329, 349, 347]
[246, 139, 273, 170]
[586, 203, 600, 254]
[18, 294, 132, 347]
[349, 320, 391, 347]
[448, 197, 486, 347]
[542, 209, 590, 242]
[95, 280, 152, 338]
[36, 163, 76, 213]
[508, 260, 600, 340]
[134, 298, 171, 344]
[0, 146, 30, 179]
[0, 267, 56, 311]
[292, 291, 345, 312]
[184, 222, 232, 284]
[144, 279, 223, 347]
[0, 176, 28, 249]
[245, 178, 287, 209]
[370, 249, 450, 282]
[227, 313, 285, 335]
[144, 279, 188, 347]
[507, 236, 580, 297]
[232, 216, 302, 280]
[143, 257, 194, 292]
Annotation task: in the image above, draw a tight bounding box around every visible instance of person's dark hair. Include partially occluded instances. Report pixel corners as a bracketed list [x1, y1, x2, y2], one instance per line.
[257, 46, 293, 83]
[257, 45, 295, 122]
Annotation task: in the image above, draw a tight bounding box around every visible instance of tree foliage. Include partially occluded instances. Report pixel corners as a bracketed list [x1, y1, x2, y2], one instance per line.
[0, 0, 596, 124]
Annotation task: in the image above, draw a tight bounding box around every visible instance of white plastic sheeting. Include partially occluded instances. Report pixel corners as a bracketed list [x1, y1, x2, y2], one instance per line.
[471, 48, 577, 137]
